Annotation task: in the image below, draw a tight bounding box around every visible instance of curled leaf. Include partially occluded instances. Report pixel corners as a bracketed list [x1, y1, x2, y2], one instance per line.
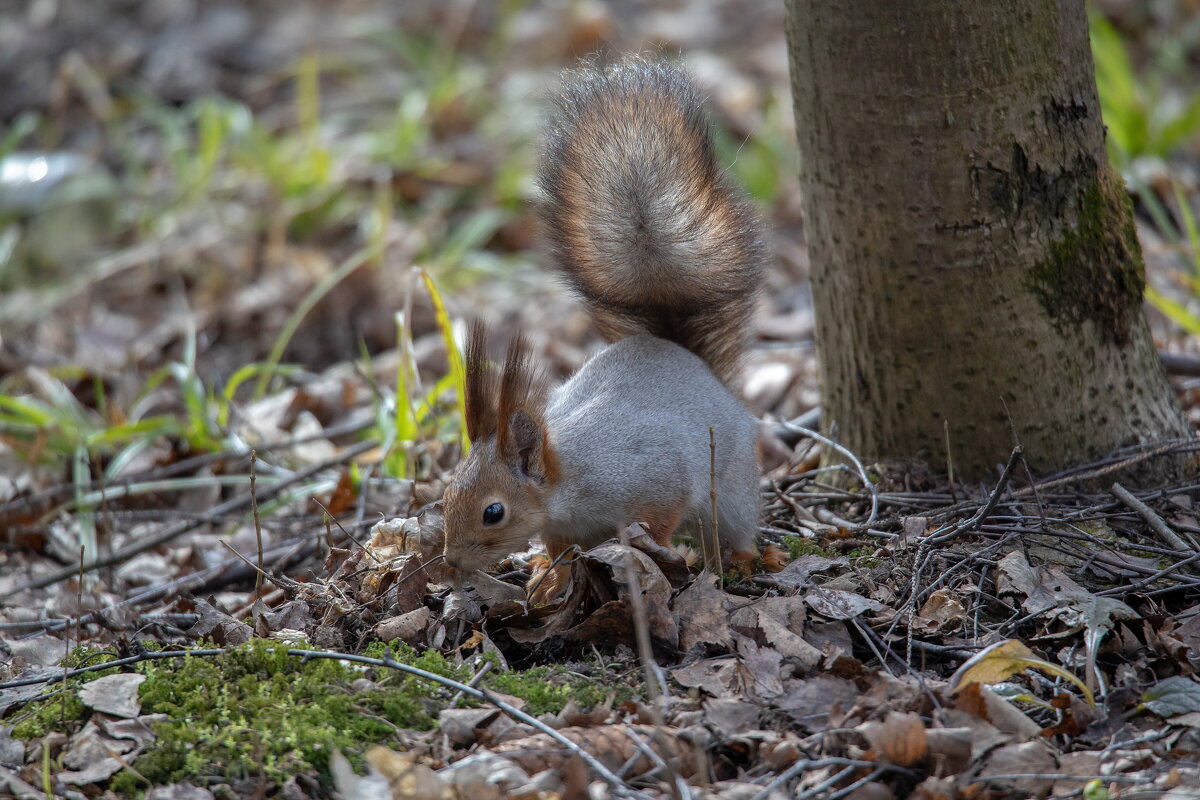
[948, 639, 1094, 707]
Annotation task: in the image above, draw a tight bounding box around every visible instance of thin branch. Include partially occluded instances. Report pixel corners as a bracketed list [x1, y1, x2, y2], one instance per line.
[778, 421, 878, 527]
[8, 439, 378, 595]
[926, 445, 1021, 545]
[1111, 482, 1193, 554]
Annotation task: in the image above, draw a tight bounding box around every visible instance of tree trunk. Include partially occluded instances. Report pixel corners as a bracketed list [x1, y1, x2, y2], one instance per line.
[784, 0, 1191, 482]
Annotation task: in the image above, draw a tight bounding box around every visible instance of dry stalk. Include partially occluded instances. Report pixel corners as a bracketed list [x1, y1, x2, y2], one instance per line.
[250, 450, 265, 598]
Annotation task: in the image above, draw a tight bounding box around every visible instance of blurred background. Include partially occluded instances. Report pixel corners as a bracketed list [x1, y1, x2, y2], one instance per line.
[0, 0, 1198, 483]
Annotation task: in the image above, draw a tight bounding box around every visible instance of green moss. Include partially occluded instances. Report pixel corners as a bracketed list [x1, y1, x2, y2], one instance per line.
[1026, 164, 1145, 345]
[10, 648, 120, 739]
[110, 641, 411, 792]
[785, 536, 837, 561]
[488, 664, 631, 715]
[11, 691, 88, 740]
[13, 640, 639, 794]
[846, 546, 882, 569]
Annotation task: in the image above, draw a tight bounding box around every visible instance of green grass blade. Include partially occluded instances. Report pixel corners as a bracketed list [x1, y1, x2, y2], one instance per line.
[1171, 181, 1200, 275]
[1146, 286, 1200, 335]
[256, 246, 370, 399]
[420, 268, 468, 450]
[389, 311, 420, 479]
[221, 363, 300, 427]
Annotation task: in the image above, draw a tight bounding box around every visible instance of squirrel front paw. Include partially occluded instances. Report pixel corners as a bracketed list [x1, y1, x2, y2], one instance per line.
[526, 556, 570, 604]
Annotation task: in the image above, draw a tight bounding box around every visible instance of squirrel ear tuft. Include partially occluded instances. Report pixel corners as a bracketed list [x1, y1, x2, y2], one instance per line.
[465, 320, 498, 441]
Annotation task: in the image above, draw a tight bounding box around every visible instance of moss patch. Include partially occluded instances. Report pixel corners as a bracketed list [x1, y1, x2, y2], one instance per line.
[1026, 164, 1145, 345]
[784, 536, 838, 561]
[10, 648, 120, 740]
[11, 640, 639, 794]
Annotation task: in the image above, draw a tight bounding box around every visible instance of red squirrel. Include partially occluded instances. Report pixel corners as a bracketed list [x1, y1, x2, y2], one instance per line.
[441, 59, 766, 598]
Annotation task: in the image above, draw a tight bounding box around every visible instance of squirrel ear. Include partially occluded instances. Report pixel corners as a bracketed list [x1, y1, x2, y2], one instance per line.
[505, 409, 545, 481]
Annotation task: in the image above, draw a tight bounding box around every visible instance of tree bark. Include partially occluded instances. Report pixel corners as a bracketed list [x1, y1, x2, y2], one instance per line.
[784, 0, 1191, 481]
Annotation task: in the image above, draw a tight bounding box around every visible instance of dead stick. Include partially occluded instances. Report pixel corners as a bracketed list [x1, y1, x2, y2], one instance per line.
[1111, 482, 1192, 553]
[250, 450, 265, 598]
[618, 526, 668, 703]
[62, 544, 84, 723]
[708, 427, 720, 576]
[449, 660, 494, 708]
[9, 439, 378, 595]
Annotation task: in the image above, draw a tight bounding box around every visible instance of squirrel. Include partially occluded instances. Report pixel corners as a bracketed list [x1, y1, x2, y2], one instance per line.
[441, 59, 766, 598]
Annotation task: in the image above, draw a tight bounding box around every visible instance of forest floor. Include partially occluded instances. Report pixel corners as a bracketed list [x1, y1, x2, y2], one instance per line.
[3, 1, 1200, 798]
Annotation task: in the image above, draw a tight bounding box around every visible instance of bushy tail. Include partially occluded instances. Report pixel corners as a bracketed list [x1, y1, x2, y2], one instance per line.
[536, 58, 766, 388]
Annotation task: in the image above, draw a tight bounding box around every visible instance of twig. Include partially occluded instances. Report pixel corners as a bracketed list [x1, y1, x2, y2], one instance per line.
[312, 498, 380, 563]
[970, 773, 1155, 785]
[27, 537, 317, 636]
[897, 445, 1021, 666]
[1158, 350, 1200, 377]
[618, 526, 669, 703]
[8, 439, 378, 595]
[1111, 482, 1192, 553]
[795, 764, 858, 800]
[250, 450, 265, 598]
[770, 406, 821, 447]
[944, 419, 957, 503]
[620, 727, 672, 782]
[925, 445, 1021, 545]
[62, 545, 84, 723]
[708, 427, 721, 576]
[449, 660, 493, 708]
[1016, 439, 1196, 497]
[218, 541, 302, 591]
[1097, 550, 1200, 596]
[778, 422, 878, 527]
[749, 757, 910, 800]
[824, 767, 888, 800]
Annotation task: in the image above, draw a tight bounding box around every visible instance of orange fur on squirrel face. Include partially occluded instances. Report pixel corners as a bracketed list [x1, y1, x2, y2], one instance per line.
[443, 324, 557, 576]
[442, 437, 551, 574]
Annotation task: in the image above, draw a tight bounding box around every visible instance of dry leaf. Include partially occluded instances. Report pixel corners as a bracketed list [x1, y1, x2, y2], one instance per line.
[776, 675, 860, 732]
[438, 709, 501, 747]
[670, 657, 746, 697]
[376, 606, 431, 643]
[756, 554, 847, 591]
[950, 684, 1041, 740]
[915, 590, 967, 634]
[858, 711, 928, 766]
[367, 746, 448, 800]
[948, 639, 1094, 706]
[78, 673, 145, 719]
[676, 572, 736, 651]
[923, 727, 972, 776]
[972, 740, 1058, 797]
[730, 596, 821, 670]
[805, 588, 883, 620]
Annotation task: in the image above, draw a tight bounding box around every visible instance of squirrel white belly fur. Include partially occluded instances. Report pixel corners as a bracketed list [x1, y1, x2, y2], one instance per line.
[440, 58, 766, 594]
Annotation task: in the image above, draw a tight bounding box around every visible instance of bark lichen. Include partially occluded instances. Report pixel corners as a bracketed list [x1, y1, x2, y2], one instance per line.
[1026, 165, 1145, 345]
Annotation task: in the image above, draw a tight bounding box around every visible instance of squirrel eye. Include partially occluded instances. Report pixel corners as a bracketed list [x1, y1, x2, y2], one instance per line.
[482, 502, 505, 526]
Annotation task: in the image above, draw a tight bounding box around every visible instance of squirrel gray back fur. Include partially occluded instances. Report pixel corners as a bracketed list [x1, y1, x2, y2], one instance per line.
[537, 58, 766, 388]
[544, 334, 760, 553]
